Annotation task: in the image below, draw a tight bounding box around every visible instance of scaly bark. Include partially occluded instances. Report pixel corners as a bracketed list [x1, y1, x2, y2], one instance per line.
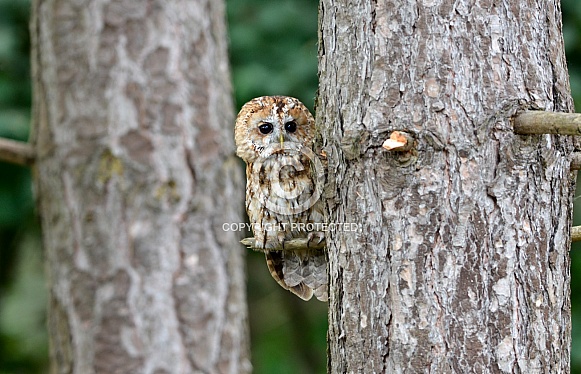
[31, 1, 250, 373]
[318, 0, 574, 372]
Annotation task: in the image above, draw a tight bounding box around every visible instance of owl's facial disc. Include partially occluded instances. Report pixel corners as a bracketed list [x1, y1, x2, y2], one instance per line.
[234, 96, 315, 164]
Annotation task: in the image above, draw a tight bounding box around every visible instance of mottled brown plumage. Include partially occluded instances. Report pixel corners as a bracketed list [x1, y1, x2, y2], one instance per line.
[235, 96, 327, 301]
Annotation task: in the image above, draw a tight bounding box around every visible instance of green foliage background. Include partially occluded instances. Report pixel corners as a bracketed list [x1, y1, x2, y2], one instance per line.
[1, 0, 581, 373]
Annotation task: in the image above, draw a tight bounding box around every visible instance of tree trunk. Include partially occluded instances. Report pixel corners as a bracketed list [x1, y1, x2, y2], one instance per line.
[30, 1, 250, 373]
[318, 0, 574, 372]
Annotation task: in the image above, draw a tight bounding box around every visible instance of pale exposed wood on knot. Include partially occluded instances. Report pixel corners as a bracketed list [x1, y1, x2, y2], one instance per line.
[382, 131, 414, 152]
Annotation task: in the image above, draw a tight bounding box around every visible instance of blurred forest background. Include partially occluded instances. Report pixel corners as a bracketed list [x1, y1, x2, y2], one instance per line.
[0, 0, 580, 373]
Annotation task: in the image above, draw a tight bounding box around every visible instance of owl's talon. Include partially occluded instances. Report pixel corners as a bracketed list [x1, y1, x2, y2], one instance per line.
[306, 231, 325, 248]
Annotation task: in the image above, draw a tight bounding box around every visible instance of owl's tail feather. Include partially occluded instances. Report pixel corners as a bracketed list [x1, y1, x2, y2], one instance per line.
[265, 250, 328, 302]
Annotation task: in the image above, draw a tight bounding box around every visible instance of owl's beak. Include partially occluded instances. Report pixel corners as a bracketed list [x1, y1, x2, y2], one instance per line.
[279, 133, 284, 146]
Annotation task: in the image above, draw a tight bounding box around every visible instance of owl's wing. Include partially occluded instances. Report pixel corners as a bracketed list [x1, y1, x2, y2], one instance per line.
[265, 250, 328, 302]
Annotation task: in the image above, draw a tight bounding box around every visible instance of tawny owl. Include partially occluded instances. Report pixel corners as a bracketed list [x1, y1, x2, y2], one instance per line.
[235, 96, 327, 302]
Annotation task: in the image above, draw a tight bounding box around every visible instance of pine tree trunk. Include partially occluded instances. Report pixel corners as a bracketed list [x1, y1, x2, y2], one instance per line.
[318, 0, 574, 372]
[30, 1, 250, 373]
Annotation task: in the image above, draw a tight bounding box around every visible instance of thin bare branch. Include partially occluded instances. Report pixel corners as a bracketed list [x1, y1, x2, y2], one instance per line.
[0, 137, 35, 166]
[571, 152, 581, 170]
[514, 111, 581, 135]
[572, 226, 581, 243]
[241, 237, 326, 251]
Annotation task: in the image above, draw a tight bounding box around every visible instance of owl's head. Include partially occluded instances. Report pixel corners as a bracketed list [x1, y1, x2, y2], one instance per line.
[234, 96, 315, 164]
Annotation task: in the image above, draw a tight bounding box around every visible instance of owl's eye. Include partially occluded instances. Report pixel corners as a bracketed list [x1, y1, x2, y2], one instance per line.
[284, 121, 297, 133]
[258, 123, 273, 134]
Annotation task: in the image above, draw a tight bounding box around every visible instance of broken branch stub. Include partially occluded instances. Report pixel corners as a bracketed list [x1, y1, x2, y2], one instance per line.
[382, 131, 415, 152]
